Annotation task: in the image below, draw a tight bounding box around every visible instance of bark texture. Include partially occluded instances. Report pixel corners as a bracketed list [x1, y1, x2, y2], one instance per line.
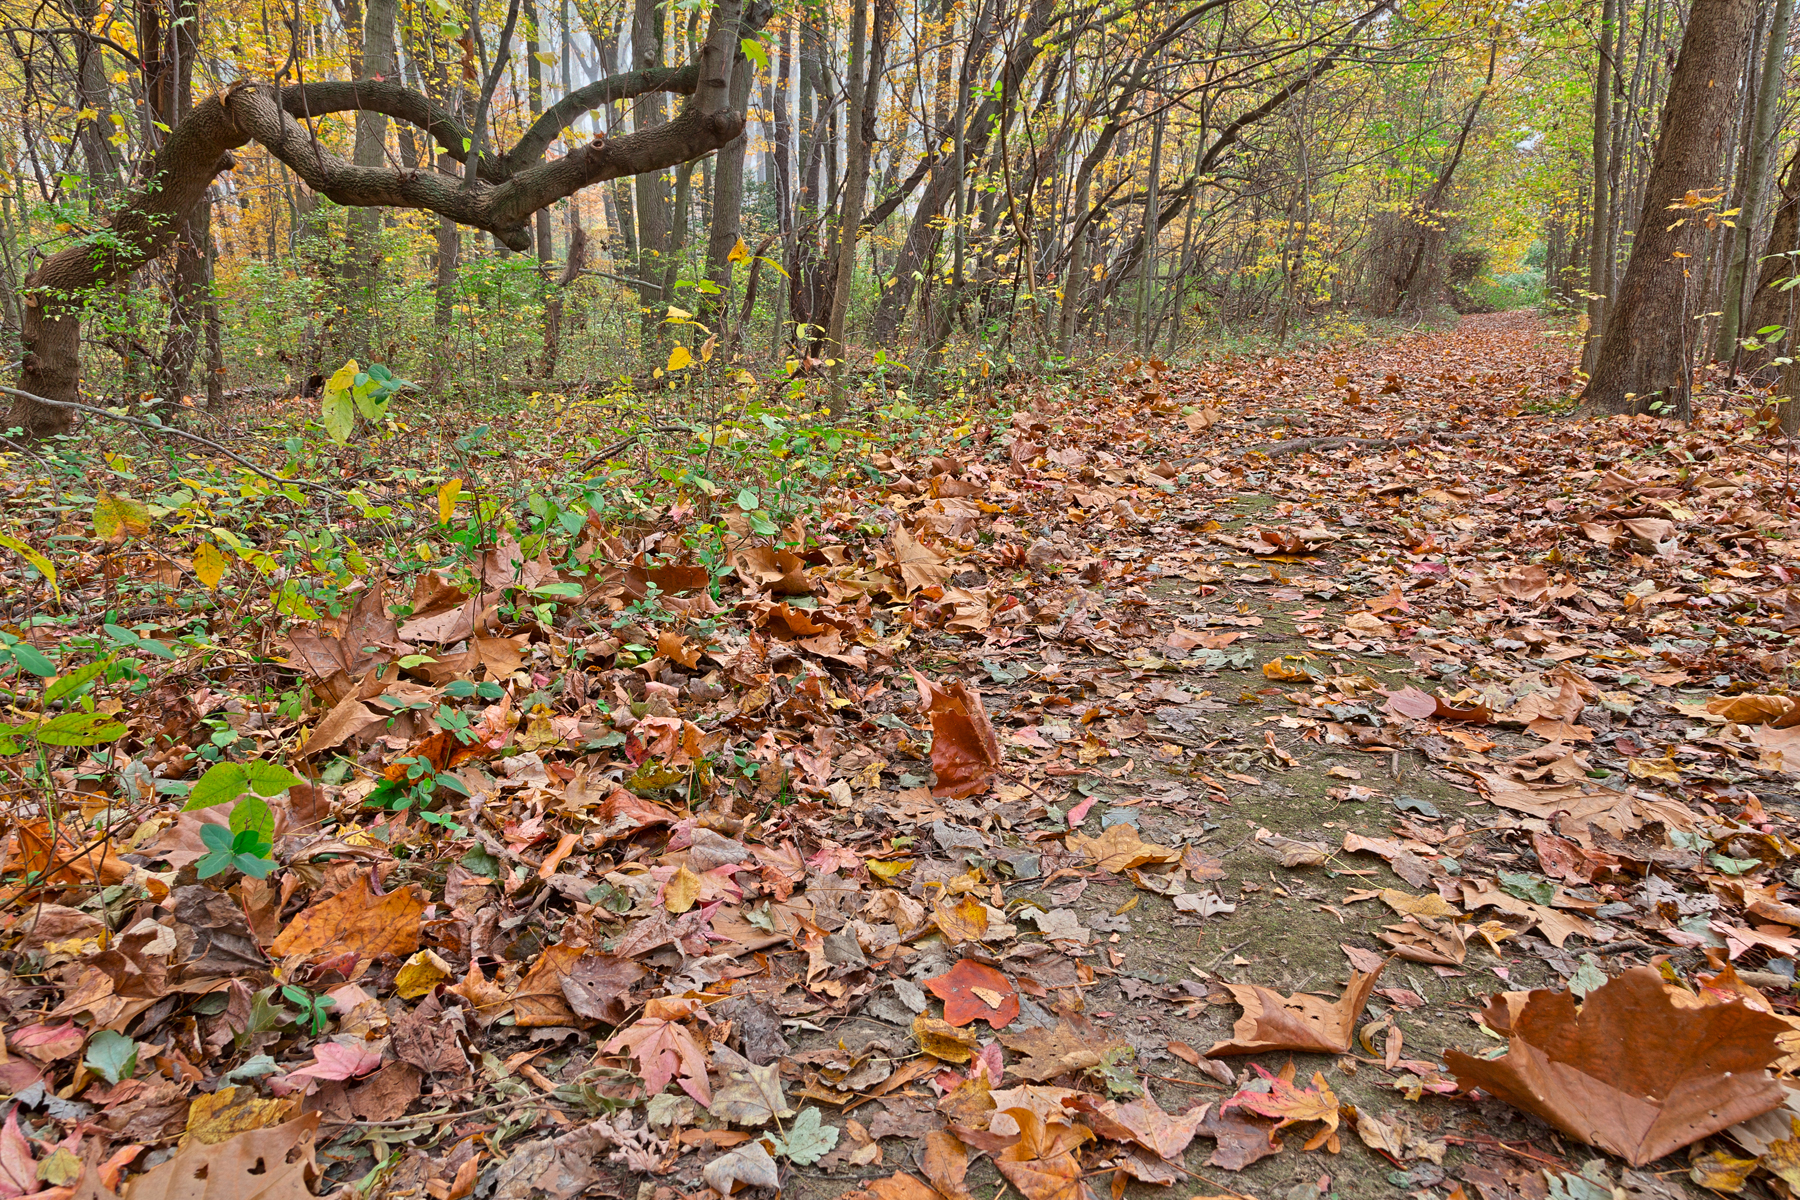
[1581, 0, 1755, 420]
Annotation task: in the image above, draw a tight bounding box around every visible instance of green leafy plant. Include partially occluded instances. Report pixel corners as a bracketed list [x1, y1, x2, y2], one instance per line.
[182, 759, 304, 878]
[281, 985, 336, 1035]
[321, 359, 413, 444]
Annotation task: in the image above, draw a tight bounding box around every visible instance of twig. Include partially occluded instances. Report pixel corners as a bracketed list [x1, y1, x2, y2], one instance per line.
[577, 424, 695, 472]
[0, 385, 331, 492]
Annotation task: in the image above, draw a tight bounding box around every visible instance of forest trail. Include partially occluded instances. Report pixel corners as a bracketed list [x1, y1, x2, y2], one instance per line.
[3, 311, 1799, 1200]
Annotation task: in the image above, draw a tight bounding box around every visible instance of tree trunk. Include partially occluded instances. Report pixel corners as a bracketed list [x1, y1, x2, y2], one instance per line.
[1715, 0, 1794, 363]
[1581, 0, 1754, 421]
[633, 0, 673, 346]
[344, 0, 399, 363]
[827, 0, 874, 414]
[702, 41, 755, 332]
[1580, 0, 1616, 374]
[1742, 148, 1800, 376]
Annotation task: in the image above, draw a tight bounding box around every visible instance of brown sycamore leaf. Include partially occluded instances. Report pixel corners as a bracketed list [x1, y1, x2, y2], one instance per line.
[997, 1020, 1130, 1082]
[1197, 1104, 1282, 1171]
[1444, 967, 1790, 1166]
[1207, 957, 1390, 1056]
[1064, 1089, 1207, 1159]
[926, 960, 1019, 1029]
[511, 943, 589, 1027]
[993, 1108, 1095, 1200]
[912, 673, 1002, 800]
[268, 874, 424, 964]
[1066, 824, 1179, 874]
[920, 1129, 974, 1200]
[890, 527, 956, 597]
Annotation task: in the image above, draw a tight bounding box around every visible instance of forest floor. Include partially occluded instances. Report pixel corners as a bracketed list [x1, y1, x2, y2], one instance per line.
[3, 311, 1800, 1200]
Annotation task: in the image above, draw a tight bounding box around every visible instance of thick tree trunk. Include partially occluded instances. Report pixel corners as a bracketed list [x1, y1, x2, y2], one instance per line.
[827, 0, 878, 414]
[344, 0, 398, 363]
[1581, 0, 1754, 421]
[633, 0, 673, 346]
[702, 44, 755, 331]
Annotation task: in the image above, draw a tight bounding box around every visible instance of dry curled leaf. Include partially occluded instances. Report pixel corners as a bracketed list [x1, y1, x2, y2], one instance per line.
[1444, 967, 1790, 1166]
[1207, 957, 1391, 1056]
[912, 673, 1002, 799]
[267, 874, 424, 964]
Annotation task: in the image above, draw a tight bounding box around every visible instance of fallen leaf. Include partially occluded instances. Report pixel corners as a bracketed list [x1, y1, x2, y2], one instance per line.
[1066, 824, 1179, 873]
[1444, 967, 1790, 1165]
[993, 1107, 1094, 1200]
[1207, 958, 1390, 1056]
[997, 1020, 1130, 1082]
[601, 996, 712, 1104]
[912, 673, 1003, 799]
[268, 874, 424, 964]
[925, 960, 1019, 1029]
[1225, 1066, 1339, 1151]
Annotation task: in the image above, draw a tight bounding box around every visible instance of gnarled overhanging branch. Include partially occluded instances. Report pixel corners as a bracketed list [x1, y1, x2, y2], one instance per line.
[7, 0, 757, 439]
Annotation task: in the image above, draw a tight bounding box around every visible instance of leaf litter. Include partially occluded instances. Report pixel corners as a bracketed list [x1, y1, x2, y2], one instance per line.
[5, 313, 1800, 1196]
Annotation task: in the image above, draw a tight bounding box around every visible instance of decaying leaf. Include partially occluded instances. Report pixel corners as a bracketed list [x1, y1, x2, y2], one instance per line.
[1444, 968, 1790, 1166]
[1065, 824, 1179, 874]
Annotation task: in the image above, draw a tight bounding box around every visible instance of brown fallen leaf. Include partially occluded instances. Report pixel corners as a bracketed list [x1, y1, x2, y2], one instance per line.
[1207, 957, 1391, 1056]
[268, 873, 425, 964]
[993, 1108, 1095, 1200]
[1066, 824, 1179, 874]
[997, 1020, 1130, 1082]
[919, 1129, 974, 1200]
[1065, 1089, 1207, 1159]
[511, 943, 589, 1027]
[890, 527, 956, 597]
[1197, 1103, 1282, 1171]
[912, 673, 1003, 800]
[1254, 829, 1329, 868]
[1444, 967, 1790, 1166]
[88, 1114, 321, 1199]
[1377, 917, 1467, 965]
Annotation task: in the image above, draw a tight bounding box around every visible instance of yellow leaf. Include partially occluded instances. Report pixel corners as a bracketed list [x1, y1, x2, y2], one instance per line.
[0, 532, 58, 600]
[193, 540, 226, 589]
[932, 892, 989, 943]
[727, 237, 749, 264]
[912, 1015, 979, 1063]
[665, 305, 693, 322]
[868, 859, 913, 882]
[179, 1086, 297, 1148]
[437, 478, 463, 524]
[395, 948, 453, 999]
[1263, 657, 1312, 682]
[665, 865, 702, 913]
[667, 344, 694, 372]
[91, 490, 150, 543]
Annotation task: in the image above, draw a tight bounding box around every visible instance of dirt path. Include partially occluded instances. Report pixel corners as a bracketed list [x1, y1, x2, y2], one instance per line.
[774, 311, 1788, 1200]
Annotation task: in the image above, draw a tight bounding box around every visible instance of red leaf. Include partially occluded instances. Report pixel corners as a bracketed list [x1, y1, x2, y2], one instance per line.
[925, 960, 1019, 1029]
